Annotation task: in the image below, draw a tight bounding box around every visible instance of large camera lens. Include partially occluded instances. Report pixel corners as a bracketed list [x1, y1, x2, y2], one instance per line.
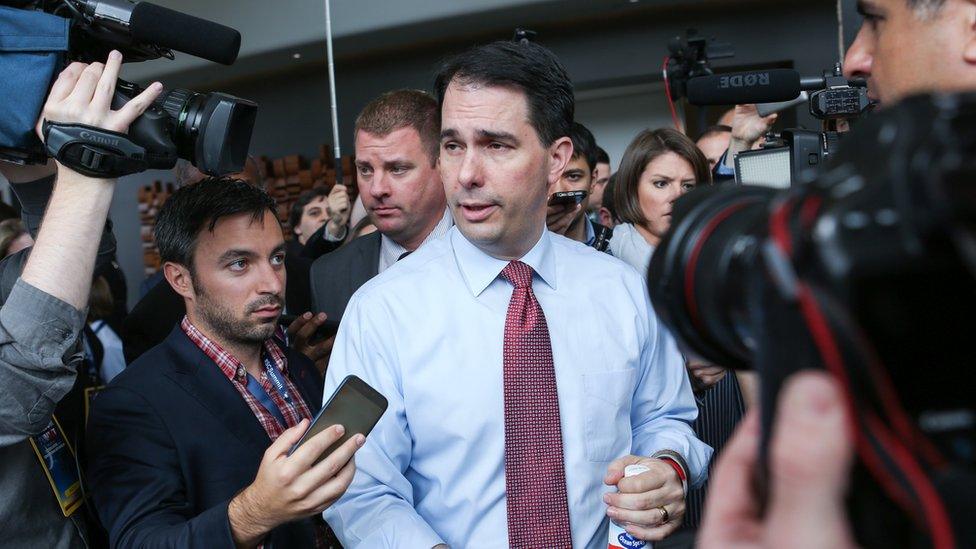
[647, 185, 776, 369]
[157, 88, 257, 175]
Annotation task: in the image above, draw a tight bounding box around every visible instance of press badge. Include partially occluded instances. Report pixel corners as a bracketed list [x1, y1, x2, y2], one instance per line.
[29, 416, 83, 517]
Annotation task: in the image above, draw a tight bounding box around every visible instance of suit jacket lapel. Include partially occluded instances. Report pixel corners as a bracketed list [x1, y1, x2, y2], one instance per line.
[161, 326, 272, 453]
[358, 232, 381, 283]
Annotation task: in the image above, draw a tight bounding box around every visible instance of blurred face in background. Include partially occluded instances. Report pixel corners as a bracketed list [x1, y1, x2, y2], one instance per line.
[588, 161, 611, 212]
[843, 0, 976, 105]
[355, 126, 446, 250]
[294, 195, 328, 245]
[696, 131, 731, 170]
[636, 152, 697, 246]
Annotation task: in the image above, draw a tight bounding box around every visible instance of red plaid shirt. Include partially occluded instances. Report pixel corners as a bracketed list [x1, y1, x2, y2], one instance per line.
[181, 317, 313, 439]
[181, 317, 337, 548]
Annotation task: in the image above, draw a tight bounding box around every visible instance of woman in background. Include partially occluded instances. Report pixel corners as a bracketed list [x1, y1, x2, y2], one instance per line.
[609, 127, 751, 549]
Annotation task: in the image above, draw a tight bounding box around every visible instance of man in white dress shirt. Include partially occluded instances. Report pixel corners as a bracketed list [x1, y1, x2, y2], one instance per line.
[323, 41, 710, 549]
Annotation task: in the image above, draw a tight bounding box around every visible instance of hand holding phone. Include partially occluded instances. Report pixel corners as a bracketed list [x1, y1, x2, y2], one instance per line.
[548, 190, 588, 206]
[292, 375, 388, 464]
[228, 419, 361, 545]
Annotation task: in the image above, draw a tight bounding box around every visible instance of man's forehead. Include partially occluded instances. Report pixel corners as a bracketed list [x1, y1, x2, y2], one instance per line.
[355, 127, 423, 158]
[564, 156, 591, 172]
[442, 81, 528, 116]
[304, 196, 327, 208]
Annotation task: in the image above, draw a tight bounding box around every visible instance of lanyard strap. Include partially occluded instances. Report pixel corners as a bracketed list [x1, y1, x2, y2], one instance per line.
[262, 354, 293, 406]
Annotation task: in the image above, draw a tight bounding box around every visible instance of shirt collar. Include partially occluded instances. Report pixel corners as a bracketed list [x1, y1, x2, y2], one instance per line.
[451, 225, 556, 297]
[180, 315, 288, 383]
[380, 208, 454, 270]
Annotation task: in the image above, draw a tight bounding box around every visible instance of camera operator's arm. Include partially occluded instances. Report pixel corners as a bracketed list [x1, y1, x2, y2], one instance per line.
[0, 53, 161, 443]
[698, 371, 856, 549]
[22, 54, 160, 308]
[723, 104, 778, 170]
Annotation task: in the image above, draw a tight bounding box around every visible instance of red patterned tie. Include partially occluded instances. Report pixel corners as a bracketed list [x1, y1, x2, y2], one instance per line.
[500, 260, 573, 548]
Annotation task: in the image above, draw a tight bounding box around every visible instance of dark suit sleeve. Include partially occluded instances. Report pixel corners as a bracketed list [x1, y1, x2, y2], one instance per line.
[300, 224, 342, 260]
[121, 282, 185, 364]
[87, 385, 236, 549]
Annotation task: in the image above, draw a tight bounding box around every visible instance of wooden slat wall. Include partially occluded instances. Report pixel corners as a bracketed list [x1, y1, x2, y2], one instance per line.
[137, 146, 357, 276]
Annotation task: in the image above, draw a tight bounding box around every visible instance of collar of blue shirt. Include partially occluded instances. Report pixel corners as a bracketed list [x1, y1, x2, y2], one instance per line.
[450, 225, 558, 297]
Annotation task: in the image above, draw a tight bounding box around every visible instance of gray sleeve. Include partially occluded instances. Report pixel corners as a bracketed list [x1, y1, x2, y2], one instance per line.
[0, 278, 86, 447]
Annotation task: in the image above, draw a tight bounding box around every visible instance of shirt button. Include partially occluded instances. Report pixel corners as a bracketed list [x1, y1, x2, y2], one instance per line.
[237, 367, 245, 379]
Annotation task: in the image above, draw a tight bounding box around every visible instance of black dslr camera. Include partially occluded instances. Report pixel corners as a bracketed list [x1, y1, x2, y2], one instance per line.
[648, 93, 976, 547]
[0, 0, 257, 177]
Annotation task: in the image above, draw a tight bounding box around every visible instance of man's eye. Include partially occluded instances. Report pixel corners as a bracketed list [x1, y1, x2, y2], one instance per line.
[229, 259, 247, 271]
[489, 142, 508, 151]
[391, 166, 408, 175]
[566, 174, 581, 182]
[443, 142, 461, 152]
[271, 254, 285, 266]
[358, 166, 372, 176]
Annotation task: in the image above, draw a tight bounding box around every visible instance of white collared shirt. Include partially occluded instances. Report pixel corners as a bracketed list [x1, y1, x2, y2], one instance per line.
[378, 209, 454, 273]
[324, 227, 710, 549]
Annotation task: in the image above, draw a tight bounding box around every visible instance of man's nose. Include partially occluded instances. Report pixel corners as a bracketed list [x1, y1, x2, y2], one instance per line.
[843, 26, 873, 81]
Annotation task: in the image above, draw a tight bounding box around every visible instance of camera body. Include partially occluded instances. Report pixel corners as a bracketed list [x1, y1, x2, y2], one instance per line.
[734, 65, 872, 188]
[0, 1, 255, 176]
[648, 92, 976, 547]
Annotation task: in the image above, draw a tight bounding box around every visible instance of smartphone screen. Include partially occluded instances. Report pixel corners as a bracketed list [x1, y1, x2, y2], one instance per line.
[292, 375, 388, 464]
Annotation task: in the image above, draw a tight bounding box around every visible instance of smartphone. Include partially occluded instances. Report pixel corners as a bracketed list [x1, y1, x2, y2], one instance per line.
[291, 375, 388, 464]
[278, 313, 341, 342]
[549, 190, 588, 206]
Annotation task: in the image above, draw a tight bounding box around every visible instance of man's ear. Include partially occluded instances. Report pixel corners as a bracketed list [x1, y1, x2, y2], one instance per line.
[163, 262, 195, 300]
[546, 136, 574, 192]
[965, 1, 976, 64]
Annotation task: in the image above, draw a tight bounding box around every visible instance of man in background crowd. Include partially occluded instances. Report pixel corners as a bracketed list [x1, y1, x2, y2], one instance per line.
[695, 125, 731, 171]
[547, 121, 611, 250]
[285, 185, 350, 313]
[310, 89, 450, 324]
[586, 146, 611, 221]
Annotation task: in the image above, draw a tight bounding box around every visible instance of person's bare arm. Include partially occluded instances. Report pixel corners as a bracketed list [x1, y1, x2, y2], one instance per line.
[19, 53, 161, 310]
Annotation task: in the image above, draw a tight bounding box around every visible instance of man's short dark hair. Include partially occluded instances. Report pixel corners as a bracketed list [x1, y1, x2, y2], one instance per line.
[154, 177, 278, 273]
[596, 146, 610, 166]
[288, 187, 330, 233]
[434, 40, 574, 146]
[569, 122, 598, 172]
[355, 89, 440, 166]
[698, 125, 732, 141]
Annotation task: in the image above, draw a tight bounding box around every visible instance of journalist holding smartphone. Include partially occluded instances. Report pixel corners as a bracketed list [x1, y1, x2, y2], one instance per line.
[74, 56, 363, 548]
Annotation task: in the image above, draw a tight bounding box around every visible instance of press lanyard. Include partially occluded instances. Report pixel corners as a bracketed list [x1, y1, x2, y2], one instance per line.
[262, 355, 293, 407]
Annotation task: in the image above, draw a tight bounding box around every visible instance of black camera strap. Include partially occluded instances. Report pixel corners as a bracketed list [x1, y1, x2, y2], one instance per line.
[42, 122, 150, 178]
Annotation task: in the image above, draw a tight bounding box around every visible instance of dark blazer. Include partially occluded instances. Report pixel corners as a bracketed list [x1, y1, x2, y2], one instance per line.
[86, 326, 324, 548]
[309, 231, 381, 323]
